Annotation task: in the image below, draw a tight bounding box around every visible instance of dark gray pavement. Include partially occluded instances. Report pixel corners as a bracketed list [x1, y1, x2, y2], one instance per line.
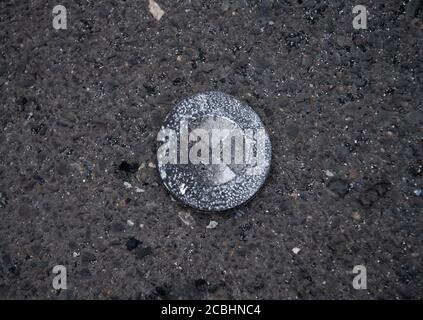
[0, 0, 422, 299]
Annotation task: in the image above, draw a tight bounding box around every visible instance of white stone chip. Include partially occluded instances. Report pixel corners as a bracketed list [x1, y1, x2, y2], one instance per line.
[124, 181, 132, 189]
[292, 247, 301, 254]
[148, 0, 165, 21]
[325, 170, 335, 177]
[206, 220, 218, 229]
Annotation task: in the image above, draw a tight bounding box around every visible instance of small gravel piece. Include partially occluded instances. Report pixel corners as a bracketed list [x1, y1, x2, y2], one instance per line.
[127, 219, 135, 227]
[351, 211, 361, 221]
[126, 237, 140, 251]
[325, 170, 335, 177]
[206, 221, 218, 229]
[0, 192, 7, 208]
[178, 211, 195, 227]
[327, 178, 350, 197]
[123, 181, 132, 189]
[292, 247, 301, 255]
[118, 161, 139, 174]
[135, 187, 145, 193]
[148, 0, 165, 21]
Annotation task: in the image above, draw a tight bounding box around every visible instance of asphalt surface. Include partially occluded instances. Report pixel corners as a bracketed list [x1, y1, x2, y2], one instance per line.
[0, 0, 422, 299]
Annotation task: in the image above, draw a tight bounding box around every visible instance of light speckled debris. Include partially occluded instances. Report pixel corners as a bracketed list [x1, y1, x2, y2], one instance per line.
[148, 161, 157, 168]
[135, 187, 145, 193]
[325, 170, 335, 177]
[178, 211, 195, 227]
[206, 220, 218, 229]
[148, 0, 165, 21]
[292, 247, 301, 254]
[127, 219, 135, 227]
[124, 181, 132, 189]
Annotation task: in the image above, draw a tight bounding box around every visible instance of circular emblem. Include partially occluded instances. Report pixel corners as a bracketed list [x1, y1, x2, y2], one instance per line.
[157, 91, 271, 211]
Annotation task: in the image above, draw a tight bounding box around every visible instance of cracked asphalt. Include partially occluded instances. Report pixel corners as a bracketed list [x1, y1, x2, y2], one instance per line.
[0, 0, 422, 299]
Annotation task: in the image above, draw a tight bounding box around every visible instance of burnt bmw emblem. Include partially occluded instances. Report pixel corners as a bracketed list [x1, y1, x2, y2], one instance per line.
[157, 91, 271, 211]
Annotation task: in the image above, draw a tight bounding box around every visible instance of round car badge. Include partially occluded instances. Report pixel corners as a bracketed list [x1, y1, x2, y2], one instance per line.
[157, 91, 272, 211]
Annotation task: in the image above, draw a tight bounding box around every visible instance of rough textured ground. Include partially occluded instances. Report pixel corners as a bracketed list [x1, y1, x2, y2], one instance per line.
[0, 0, 422, 299]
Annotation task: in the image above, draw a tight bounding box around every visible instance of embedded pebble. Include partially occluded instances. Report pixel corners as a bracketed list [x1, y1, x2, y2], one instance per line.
[206, 221, 218, 229]
[126, 237, 140, 251]
[327, 178, 350, 197]
[325, 170, 335, 177]
[123, 181, 132, 189]
[0, 192, 7, 208]
[178, 211, 195, 227]
[148, 161, 156, 168]
[148, 0, 165, 21]
[292, 247, 301, 255]
[351, 211, 361, 221]
[127, 219, 135, 227]
[118, 161, 139, 174]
